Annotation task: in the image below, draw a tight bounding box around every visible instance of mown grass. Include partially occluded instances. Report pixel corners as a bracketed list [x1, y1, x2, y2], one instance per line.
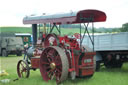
[0, 55, 128, 85]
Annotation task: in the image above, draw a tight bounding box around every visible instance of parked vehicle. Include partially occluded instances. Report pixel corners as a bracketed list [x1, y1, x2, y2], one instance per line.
[82, 32, 128, 71]
[15, 33, 32, 46]
[0, 33, 24, 57]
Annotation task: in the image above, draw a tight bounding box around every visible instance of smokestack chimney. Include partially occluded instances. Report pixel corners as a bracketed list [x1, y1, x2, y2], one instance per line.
[32, 24, 37, 47]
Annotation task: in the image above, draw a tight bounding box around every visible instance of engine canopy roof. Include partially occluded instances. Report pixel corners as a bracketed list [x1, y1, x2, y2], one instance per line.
[23, 9, 106, 24]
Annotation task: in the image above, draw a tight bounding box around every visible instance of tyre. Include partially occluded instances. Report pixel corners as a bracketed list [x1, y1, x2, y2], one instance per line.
[103, 54, 123, 68]
[17, 51, 22, 56]
[104, 60, 123, 68]
[2, 49, 8, 57]
[96, 61, 100, 71]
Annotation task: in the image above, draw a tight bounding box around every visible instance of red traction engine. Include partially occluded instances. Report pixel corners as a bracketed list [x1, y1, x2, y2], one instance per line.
[17, 9, 106, 84]
[40, 33, 96, 83]
[17, 33, 96, 84]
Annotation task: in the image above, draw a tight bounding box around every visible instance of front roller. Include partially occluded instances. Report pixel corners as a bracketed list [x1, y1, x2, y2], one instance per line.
[39, 46, 69, 84]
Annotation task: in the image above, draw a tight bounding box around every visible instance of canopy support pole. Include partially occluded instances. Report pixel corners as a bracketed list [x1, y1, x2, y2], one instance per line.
[49, 23, 61, 35]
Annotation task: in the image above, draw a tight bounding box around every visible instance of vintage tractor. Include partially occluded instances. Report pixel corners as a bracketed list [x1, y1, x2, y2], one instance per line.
[17, 9, 106, 84]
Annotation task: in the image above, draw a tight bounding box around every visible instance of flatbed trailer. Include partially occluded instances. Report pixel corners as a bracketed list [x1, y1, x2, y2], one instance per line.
[82, 32, 128, 70]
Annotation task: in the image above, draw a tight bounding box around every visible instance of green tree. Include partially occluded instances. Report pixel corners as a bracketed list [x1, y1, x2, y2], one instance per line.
[120, 23, 128, 32]
[112, 28, 121, 33]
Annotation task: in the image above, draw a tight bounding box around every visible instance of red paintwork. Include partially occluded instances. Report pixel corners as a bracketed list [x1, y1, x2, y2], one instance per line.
[75, 9, 106, 23]
[31, 57, 40, 68]
[23, 9, 106, 24]
[78, 52, 96, 76]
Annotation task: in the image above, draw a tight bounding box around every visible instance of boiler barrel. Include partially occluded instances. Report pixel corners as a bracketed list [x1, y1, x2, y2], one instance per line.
[27, 47, 35, 59]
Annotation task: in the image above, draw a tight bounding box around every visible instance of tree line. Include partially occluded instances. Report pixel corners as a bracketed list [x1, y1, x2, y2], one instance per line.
[38, 23, 128, 33]
[92, 23, 128, 33]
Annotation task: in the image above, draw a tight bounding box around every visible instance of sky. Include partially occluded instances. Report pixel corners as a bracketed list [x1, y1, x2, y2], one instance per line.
[0, 0, 128, 28]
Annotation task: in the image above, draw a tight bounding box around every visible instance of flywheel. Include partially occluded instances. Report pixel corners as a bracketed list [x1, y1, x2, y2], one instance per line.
[44, 34, 59, 47]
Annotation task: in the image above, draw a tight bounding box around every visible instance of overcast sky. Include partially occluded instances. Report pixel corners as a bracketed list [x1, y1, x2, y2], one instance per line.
[0, 0, 128, 28]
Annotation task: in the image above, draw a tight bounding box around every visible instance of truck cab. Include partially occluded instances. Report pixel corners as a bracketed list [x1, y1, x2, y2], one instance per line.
[0, 37, 24, 57]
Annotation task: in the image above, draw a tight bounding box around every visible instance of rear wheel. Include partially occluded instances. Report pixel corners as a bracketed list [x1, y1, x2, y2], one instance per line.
[40, 46, 69, 84]
[104, 54, 123, 68]
[104, 60, 123, 68]
[2, 49, 8, 57]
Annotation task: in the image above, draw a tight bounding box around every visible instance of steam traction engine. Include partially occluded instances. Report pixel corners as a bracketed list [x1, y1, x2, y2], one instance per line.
[17, 9, 106, 84]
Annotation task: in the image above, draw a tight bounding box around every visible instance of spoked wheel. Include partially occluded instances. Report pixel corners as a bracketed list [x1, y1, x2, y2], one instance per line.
[40, 46, 69, 84]
[17, 60, 30, 78]
[44, 34, 59, 47]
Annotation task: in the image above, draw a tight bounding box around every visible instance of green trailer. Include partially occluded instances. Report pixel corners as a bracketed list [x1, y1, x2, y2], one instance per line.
[15, 33, 32, 46]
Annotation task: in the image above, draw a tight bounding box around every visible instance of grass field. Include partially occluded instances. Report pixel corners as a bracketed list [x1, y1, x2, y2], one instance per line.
[0, 26, 86, 36]
[0, 27, 32, 33]
[0, 55, 128, 85]
[0, 27, 128, 85]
